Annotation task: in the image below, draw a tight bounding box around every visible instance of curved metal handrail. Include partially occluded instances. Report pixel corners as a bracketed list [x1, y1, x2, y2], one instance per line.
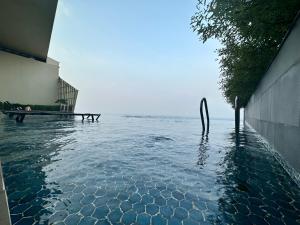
[200, 98, 209, 134]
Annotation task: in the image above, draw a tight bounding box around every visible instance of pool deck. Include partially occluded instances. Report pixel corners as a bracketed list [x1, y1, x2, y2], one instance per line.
[1, 110, 101, 123]
[0, 161, 12, 225]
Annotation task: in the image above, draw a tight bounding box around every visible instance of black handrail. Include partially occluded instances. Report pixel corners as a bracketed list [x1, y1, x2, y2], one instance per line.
[200, 98, 209, 134]
[235, 96, 240, 133]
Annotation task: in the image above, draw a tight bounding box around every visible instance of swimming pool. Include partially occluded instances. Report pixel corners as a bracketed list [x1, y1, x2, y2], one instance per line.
[0, 115, 299, 225]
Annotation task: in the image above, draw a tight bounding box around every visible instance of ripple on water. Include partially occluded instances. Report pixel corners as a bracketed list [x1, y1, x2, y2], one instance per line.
[0, 115, 299, 225]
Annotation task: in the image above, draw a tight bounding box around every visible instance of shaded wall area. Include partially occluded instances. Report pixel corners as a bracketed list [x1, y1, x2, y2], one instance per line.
[0, 51, 59, 106]
[245, 15, 300, 175]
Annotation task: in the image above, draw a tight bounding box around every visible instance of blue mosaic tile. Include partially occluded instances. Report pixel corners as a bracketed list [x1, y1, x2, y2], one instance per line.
[10, 214, 22, 224]
[146, 203, 159, 215]
[189, 209, 202, 222]
[73, 185, 85, 193]
[2, 117, 300, 225]
[55, 201, 67, 211]
[81, 194, 95, 205]
[122, 210, 137, 225]
[155, 195, 166, 206]
[137, 187, 148, 195]
[83, 186, 97, 195]
[117, 192, 129, 201]
[174, 207, 188, 220]
[80, 204, 95, 216]
[136, 213, 151, 225]
[183, 218, 199, 225]
[108, 208, 122, 223]
[70, 193, 84, 202]
[95, 188, 106, 197]
[168, 216, 182, 225]
[54, 222, 65, 225]
[78, 216, 97, 225]
[64, 213, 82, 225]
[23, 205, 41, 217]
[11, 203, 31, 214]
[107, 198, 121, 210]
[160, 205, 173, 219]
[141, 194, 154, 204]
[172, 191, 184, 201]
[161, 189, 172, 198]
[167, 184, 177, 191]
[94, 196, 109, 207]
[133, 202, 145, 213]
[129, 193, 142, 204]
[120, 200, 133, 212]
[167, 198, 179, 208]
[149, 188, 161, 198]
[63, 184, 76, 192]
[48, 210, 68, 223]
[248, 214, 269, 225]
[193, 199, 206, 211]
[95, 219, 111, 225]
[67, 203, 81, 214]
[152, 214, 167, 225]
[180, 199, 192, 211]
[184, 193, 197, 202]
[92, 205, 110, 220]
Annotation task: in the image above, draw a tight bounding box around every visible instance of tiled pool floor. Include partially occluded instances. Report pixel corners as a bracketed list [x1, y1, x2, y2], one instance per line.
[0, 115, 299, 225]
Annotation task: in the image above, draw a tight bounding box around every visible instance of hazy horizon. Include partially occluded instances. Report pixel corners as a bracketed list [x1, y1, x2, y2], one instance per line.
[48, 0, 234, 119]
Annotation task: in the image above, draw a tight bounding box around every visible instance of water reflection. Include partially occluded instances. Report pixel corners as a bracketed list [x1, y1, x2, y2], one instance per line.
[1, 115, 299, 225]
[0, 116, 76, 224]
[217, 128, 300, 225]
[197, 134, 209, 168]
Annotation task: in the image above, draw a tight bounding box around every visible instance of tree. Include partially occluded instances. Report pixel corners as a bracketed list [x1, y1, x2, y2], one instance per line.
[55, 99, 68, 105]
[191, 0, 300, 107]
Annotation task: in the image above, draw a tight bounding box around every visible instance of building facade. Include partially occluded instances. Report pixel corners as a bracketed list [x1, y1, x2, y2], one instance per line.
[0, 0, 78, 112]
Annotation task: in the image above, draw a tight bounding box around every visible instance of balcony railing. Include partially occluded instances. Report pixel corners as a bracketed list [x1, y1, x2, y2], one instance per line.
[57, 77, 78, 112]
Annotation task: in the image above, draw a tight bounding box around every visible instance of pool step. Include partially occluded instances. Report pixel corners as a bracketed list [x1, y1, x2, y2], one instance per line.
[0, 161, 12, 225]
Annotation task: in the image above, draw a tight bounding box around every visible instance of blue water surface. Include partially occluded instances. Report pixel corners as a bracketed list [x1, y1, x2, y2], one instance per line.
[0, 114, 299, 225]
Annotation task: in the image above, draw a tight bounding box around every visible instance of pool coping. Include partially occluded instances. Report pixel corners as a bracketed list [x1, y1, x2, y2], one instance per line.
[0, 161, 12, 225]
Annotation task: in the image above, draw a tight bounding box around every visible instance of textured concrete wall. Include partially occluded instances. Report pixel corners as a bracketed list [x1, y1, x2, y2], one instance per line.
[245, 16, 300, 174]
[0, 50, 59, 105]
[0, 161, 11, 225]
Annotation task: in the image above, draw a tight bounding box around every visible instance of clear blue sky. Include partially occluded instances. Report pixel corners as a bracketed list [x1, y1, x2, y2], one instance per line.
[48, 0, 233, 118]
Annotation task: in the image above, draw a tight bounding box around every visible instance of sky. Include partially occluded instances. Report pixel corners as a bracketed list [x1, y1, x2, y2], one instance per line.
[48, 0, 233, 118]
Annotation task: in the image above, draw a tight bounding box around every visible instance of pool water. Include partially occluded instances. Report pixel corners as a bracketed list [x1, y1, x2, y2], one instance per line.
[0, 115, 299, 225]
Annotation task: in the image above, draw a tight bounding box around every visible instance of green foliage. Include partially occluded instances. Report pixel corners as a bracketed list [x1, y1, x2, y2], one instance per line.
[55, 99, 68, 104]
[0, 101, 60, 111]
[191, 0, 300, 107]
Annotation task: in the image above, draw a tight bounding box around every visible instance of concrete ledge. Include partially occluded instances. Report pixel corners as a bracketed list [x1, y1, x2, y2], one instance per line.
[246, 118, 300, 171]
[245, 13, 300, 180]
[0, 161, 12, 225]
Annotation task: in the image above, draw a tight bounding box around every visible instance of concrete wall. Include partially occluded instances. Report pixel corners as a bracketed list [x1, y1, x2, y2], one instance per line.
[0, 161, 11, 225]
[245, 16, 300, 175]
[0, 50, 59, 105]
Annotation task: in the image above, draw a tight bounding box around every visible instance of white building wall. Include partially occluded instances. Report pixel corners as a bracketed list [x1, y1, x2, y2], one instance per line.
[0, 50, 59, 105]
